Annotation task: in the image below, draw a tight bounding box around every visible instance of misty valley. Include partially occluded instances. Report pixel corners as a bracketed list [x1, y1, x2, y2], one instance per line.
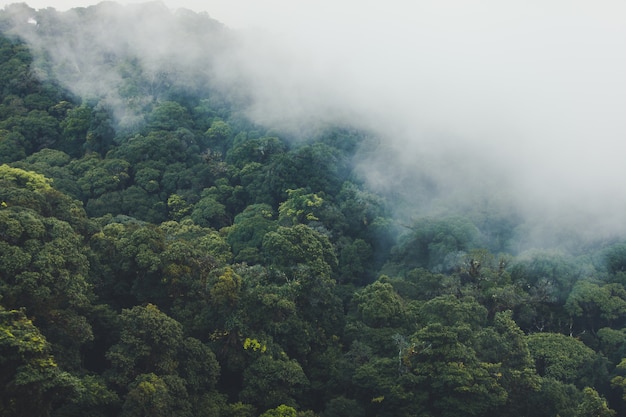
[1, 2, 626, 417]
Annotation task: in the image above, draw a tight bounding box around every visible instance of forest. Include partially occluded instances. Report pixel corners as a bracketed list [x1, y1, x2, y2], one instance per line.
[1, 3, 626, 417]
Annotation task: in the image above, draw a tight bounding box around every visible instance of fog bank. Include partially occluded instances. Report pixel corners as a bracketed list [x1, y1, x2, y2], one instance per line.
[3, 1, 626, 248]
[220, 1, 626, 247]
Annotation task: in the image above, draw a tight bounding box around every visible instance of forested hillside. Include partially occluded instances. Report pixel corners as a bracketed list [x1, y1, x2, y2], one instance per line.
[1, 3, 626, 417]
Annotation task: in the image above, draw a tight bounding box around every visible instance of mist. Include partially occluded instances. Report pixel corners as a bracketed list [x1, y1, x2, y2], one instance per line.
[231, 1, 626, 248]
[3, 0, 626, 250]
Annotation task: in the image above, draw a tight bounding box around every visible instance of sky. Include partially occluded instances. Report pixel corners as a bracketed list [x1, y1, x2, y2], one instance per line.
[3, 0, 626, 246]
[0, 0, 315, 27]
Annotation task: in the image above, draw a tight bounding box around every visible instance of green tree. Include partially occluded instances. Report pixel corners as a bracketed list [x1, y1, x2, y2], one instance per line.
[597, 327, 626, 364]
[605, 243, 626, 275]
[525, 378, 584, 417]
[134, 166, 161, 194]
[353, 280, 406, 328]
[262, 224, 337, 279]
[527, 332, 604, 388]
[109, 131, 189, 165]
[575, 387, 616, 417]
[191, 190, 228, 228]
[106, 304, 183, 387]
[337, 238, 374, 285]
[321, 396, 364, 417]
[0, 306, 80, 417]
[474, 311, 540, 416]
[226, 136, 285, 168]
[77, 157, 131, 199]
[259, 404, 297, 417]
[177, 337, 220, 394]
[209, 266, 243, 313]
[89, 220, 208, 307]
[611, 358, 626, 404]
[565, 280, 626, 331]
[419, 294, 487, 330]
[225, 203, 277, 264]
[121, 373, 192, 417]
[239, 355, 309, 410]
[0, 129, 26, 163]
[278, 188, 324, 226]
[1, 109, 60, 153]
[389, 216, 479, 273]
[262, 225, 343, 356]
[350, 355, 423, 417]
[0, 205, 93, 368]
[166, 193, 192, 221]
[406, 322, 507, 416]
[147, 101, 192, 131]
[205, 119, 232, 150]
[59, 103, 92, 156]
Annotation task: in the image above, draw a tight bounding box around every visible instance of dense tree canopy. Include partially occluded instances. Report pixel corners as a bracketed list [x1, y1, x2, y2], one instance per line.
[0, 5, 626, 417]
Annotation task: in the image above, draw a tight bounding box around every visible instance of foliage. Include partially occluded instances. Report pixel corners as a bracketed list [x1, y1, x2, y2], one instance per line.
[0, 306, 80, 417]
[527, 332, 605, 388]
[0, 12, 623, 417]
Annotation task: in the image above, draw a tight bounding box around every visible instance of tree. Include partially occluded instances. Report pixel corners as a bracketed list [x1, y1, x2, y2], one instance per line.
[209, 266, 243, 313]
[109, 131, 188, 165]
[134, 166, 161, 194]
[59, 103, 92, 156]
[262, 224, 337, 279]
[177, 337, 220, 394]
[205, 119, 232, 151]
[405, 322, 507, 416]
[389, 216, 479, 273]
[121, 373, 192, 417]
[527, 332, 604, 388]
[0, 306, 80, 417]
[575, 387, 616, 417]
[191, 190, 228, 228]
[597, 327, 626, 364]
[419, 294, 487, 330]
[335, 238, 372, 282]
[525, 378, 584, 417]
[0, 187, 93, 368]
[353, 280, 406, 328]
[350, 355, 423, 417]
[227, 136, 286, 168]
[106, 304, 183, 387]
[565, 280, 626, 331]
[0, 129, 26, 163]
[225, 203, 277, 264]
[321, 396, 364, 417]
[77, 157, 130, 199]
[605, 243, 626, 275]
[278, 188, 324, 226]
[239, 355, 309, 410]
[0, 163, 53, 193]
[474, 311, 540, 416]
[262, 225, 343, 354]
[147, 101, 192, 131]
[337, 181, 388, 240]
[288, 143, 345, 196]
[259, 404, 297, 417]
[510, 251, 581, 304]
[611, 358, 626, 404]
[1, 109, 61, 153]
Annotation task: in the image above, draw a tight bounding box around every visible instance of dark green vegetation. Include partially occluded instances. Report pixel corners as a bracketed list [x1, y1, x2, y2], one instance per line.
[1, 4, 626, 417]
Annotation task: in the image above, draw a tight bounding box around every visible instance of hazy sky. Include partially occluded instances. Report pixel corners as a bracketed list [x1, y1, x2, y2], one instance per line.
[0, 0, 323, 27]
[3, 0, 626, 245]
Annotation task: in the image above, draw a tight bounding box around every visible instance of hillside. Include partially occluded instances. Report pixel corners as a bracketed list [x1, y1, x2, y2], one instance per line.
[0, 3, 625, 417]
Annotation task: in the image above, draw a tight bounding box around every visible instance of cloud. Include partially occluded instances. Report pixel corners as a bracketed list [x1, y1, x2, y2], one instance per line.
[238, 1, 626, 247]
[4, 1, 626, 249]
